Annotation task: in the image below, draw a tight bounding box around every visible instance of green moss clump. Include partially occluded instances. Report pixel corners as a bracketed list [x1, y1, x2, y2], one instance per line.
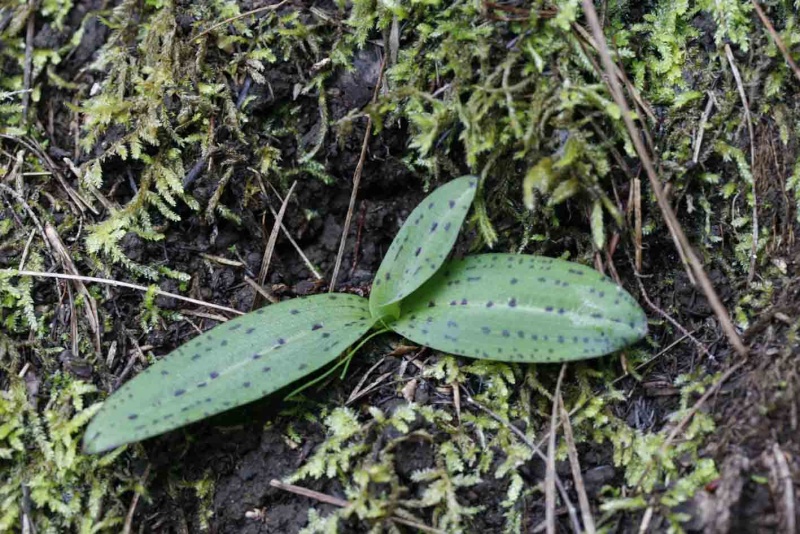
[0, 376, 132, 533]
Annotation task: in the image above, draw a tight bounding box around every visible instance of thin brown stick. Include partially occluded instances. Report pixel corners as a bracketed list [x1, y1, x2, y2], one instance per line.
[637, 506, 655, 534]
[44, 224, 101, 354]
[329, 51, 386, 291]
[634, 177, 642, 271]
[22, 1, 37, 125]
[571, 22, 656, 122]
[0, 183, 50, 251]
[750, 0, 800, 84]
[255, 180, 296, 308]
[633, 359, 745, 491]
[243, 275, 278, 304]
[581, 0, 747, 357]
[122, 464, 150, 534]
[559, 393, 596, 534]
[193, 1, 288, 42]
[261, 178, 323, 280]
[546, 365, 567, 534]
[610, 331, 694, 386]
[771, 443, 797, 534]
[692, 92, 716, 164]
[724, 43, 758, 284]
[5, 270, 243, 315]
[464, 392, 581, 532]
[632, 269, 712, 359]
[269, 479, 444, 533]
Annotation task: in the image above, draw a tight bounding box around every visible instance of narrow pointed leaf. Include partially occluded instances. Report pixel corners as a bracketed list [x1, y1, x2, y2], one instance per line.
[391, 254, 647, 363]
[370, 175, 478, 318]
[83, 294, 375, 453]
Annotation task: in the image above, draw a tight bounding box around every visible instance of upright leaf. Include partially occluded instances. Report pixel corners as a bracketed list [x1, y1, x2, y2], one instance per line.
[370, 175, 478, 319]
[83, 294, 375, 453]
[391, 254, 647, 363]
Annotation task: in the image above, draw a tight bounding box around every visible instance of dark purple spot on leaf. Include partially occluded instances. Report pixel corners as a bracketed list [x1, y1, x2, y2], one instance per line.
[175, 389, 186, 397]
[312, 324, 323, 331]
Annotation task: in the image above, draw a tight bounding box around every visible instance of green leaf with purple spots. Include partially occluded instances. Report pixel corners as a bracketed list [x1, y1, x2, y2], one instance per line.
[391, 254, 647, 363]
[369, 175, 478, 321]
[83, 294, 375, 453]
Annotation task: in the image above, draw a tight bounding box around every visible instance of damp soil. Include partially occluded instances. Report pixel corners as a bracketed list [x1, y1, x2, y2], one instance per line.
[5, 2, 799, 533]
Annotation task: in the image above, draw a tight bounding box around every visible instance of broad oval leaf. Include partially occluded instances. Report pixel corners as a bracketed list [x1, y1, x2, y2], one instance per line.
[390, 254, 647, 363]
[370, 175, 478, 319]
[84, 294, 375, 453]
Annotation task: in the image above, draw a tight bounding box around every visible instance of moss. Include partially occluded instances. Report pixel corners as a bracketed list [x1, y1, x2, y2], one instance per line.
[0, 376, 132, 533]
[1, 0, 799, 531]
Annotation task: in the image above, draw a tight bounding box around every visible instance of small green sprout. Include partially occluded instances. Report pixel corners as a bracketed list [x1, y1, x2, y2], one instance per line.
[83, 176, 647, 453]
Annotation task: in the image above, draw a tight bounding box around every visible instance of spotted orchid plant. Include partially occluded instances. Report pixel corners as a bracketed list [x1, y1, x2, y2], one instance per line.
[83, 176, 647, 453]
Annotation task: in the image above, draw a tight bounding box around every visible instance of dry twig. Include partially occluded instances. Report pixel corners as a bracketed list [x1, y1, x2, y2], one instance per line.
[22, 1, 37, 125]
[269, 479, 444, 533]
[770, 443, 797, 534]
[750, 0, 800, 84]
[580, 0, 747, 357]
[193, 1, 289, 42]
[5, 270, 243, 316]
[122, 464, 151, 534]
[254, 180, 297, 308]
[44, 224, 101, 354]
[329, 51, 386, 291]
[260, 177, 323, 280]
[463, 390, 581, 533]
[724, 43, 758, 284]
[633, 359, 745, 491]
[545, 365, 567, 534]
[559, 393, 596, 534]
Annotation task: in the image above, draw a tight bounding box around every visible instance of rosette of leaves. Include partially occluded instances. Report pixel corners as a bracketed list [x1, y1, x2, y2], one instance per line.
[84, 176, 647, 453]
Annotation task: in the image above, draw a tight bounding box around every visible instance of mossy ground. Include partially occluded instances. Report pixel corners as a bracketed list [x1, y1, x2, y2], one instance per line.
[1, 0, 799, 532]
